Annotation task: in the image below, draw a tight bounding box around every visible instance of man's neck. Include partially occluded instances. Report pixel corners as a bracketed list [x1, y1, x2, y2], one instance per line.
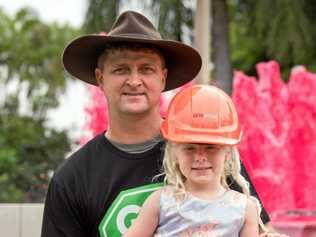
[106, 112, 162, 144]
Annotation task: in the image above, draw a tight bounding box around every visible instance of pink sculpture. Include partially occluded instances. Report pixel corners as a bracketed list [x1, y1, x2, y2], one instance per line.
[80, 85, 108, 144]
[233, 61, 316, 235]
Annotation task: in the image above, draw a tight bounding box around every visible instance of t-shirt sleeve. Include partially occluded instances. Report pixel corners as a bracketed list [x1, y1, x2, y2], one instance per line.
[41, 177, 87, 237]
[227, 161, 270, 224]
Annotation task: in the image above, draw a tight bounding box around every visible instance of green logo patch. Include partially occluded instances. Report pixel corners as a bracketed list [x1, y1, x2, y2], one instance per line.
[99, 183, 163, 237]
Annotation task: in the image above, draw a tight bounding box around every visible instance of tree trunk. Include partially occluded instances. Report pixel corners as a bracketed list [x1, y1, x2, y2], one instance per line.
[212, 0, 232, 94]
[194, 0, 211, 85]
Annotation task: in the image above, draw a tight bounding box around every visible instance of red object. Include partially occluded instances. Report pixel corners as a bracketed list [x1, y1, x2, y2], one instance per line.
[161, 84, 242, 145]
[233, 61, 316, 236]
[80, 85, 108, 144]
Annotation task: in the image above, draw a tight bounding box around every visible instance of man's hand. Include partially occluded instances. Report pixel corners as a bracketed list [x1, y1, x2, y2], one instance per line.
[259, 232, 290, 237]
[260, 223, 290, 237]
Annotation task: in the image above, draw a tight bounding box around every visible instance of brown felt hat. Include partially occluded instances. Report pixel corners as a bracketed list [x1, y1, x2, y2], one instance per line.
[62, 11, 202, 91]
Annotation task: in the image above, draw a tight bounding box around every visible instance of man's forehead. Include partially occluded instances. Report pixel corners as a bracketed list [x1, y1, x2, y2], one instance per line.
[106, 50, 163, 64]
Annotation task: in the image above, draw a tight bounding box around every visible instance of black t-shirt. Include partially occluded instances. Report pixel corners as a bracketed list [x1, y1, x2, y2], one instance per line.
[41, 133, 269, 237]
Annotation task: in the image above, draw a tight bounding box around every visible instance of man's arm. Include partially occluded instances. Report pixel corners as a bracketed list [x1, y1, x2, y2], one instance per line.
[259, 223, 290, 237]
[41, 178, 86, 237]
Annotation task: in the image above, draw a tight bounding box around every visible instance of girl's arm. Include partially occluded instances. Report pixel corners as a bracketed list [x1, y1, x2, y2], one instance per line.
[240, 198, 260, 237]
[123, 189, 161, 237]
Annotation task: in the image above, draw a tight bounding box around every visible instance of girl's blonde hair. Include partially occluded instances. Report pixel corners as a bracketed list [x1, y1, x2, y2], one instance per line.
[162, 142, 268, 232]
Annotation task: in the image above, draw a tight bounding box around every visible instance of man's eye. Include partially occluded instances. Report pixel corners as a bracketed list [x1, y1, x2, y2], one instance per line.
[141, 67, 155, 73]
[113, 68, 127, 74]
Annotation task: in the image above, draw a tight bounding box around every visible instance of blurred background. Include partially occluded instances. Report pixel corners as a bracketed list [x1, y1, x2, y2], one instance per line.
[1, 0, 316, 236]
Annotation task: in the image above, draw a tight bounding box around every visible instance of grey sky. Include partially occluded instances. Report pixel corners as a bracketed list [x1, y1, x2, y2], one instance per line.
[0, 0, 86, 27]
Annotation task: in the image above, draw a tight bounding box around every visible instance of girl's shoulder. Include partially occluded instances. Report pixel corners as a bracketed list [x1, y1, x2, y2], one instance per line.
[161, 185, 174, 194]
[147, 185, 178, 204]
[159, 185, 175, 200]
[226, 189, 247, 199]
[149, 187, 163, 200]
[159, 185, 182, 204]
[142, 188, 163, 209]
[222, 190, 248, 209]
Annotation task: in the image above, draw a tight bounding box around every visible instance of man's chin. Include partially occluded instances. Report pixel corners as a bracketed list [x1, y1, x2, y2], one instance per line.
[119, 106, 150, 115]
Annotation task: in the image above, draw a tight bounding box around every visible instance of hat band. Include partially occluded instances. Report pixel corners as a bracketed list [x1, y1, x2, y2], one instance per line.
[108, 33, 162, 41]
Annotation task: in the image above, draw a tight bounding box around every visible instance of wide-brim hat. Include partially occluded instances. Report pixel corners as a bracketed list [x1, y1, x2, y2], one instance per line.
[62, 11, 202, 91]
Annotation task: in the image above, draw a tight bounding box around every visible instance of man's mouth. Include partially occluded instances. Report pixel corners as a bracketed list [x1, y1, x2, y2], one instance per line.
[122, 92, 145, 96]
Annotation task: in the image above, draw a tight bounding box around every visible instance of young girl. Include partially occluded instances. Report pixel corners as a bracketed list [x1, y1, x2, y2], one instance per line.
[124, 84, 266, 237]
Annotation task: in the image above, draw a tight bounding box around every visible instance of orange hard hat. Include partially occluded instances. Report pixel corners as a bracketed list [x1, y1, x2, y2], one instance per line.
[161, 84, 242, 145]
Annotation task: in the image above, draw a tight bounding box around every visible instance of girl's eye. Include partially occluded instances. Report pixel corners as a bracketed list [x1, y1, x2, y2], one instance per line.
[206, 146, 221, 152]
[206, 146, 216, 150]
[184, 146, 195, 152]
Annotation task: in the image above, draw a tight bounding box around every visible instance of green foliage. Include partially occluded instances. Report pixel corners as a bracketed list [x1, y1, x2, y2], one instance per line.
[0, 7, 79, 116]
[83, 0, 119, 33]
[83, 0, 194, 42]
[0, 112, 70, 202]
[0, 8, 78, 202]
[229, 0, 316, 78]
[229, 2, 267, 76]
[83, 0, 316, 80]
[151, 0, 193, 42]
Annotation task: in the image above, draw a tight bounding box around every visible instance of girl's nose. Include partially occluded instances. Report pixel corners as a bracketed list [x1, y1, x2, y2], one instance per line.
[195, 148, 208, 162]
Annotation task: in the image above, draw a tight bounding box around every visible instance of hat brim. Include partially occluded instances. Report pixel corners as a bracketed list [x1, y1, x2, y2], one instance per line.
[62, 35, 202, 91]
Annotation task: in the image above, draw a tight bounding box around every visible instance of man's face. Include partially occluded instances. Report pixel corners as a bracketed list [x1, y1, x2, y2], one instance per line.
[95, 49, 167, 117]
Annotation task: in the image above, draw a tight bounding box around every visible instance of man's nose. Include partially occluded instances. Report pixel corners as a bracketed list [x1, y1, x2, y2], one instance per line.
[126, 71, 142, 87]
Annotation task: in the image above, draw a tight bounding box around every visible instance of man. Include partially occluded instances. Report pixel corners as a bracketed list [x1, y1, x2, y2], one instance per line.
[41, 11, 286, 237]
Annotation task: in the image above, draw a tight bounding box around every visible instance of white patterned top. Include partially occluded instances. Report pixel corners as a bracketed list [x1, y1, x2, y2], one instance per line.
[154, 186, 247, 237]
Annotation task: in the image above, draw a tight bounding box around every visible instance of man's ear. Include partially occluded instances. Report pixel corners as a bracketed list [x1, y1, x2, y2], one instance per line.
[95, 68, 103, 87]
[161, 68, 168, 91]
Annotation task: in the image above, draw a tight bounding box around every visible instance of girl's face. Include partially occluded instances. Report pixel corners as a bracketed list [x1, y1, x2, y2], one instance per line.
[173, 143, 229, 188]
